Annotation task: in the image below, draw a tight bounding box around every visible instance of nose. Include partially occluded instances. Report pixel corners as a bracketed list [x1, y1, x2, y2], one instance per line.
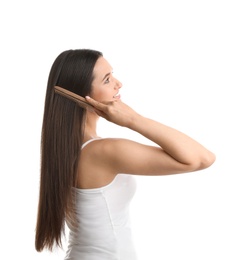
[114, 78, 122, 89]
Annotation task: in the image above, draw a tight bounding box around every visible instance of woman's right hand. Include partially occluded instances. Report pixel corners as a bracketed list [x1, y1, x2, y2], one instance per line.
[85, 96, 140, 128]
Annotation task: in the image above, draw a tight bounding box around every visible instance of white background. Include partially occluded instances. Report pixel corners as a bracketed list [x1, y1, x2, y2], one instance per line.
[0, 0, 236, 259]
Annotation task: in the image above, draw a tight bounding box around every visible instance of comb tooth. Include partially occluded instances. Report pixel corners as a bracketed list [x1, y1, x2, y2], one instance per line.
[54, 86, 94, 110]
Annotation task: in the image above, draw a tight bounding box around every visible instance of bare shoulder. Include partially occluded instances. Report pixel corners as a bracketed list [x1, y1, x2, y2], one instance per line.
[78, 136, 190, 188]
[81, 137, 162, 175]
[86, 138, 147, 160]
[80, 137, 140, 164]
[77, 138, 138, 188]
[81, 137, 192, 177]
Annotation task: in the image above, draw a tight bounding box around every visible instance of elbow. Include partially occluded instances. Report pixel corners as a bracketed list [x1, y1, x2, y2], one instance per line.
[202, 151, 216, 169]
[195, 151, 216, 171]
[187, 151, 216, 172]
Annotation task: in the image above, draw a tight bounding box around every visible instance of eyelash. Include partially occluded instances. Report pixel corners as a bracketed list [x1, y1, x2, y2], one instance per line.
[105, 77, 110, 83]
[104, 72, 114, 84]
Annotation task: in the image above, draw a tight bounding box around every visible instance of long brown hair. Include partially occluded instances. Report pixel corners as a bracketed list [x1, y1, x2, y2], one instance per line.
[35, 49, 103, 252]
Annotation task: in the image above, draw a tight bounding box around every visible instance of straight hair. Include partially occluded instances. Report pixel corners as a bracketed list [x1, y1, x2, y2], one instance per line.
[35, 49, 103, 252]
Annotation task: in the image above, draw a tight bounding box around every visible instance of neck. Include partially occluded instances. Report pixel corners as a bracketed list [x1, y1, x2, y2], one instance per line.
[84, 111, 100, 141]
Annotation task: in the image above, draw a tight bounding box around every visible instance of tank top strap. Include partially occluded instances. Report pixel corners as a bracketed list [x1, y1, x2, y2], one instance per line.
[81, 138, 102, 150]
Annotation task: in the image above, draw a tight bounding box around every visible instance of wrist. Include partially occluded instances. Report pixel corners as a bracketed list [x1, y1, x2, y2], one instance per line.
[127, 113, 145, 130]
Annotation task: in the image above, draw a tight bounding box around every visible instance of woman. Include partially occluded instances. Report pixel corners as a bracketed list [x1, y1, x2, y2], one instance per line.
[35, 49, 215, 259]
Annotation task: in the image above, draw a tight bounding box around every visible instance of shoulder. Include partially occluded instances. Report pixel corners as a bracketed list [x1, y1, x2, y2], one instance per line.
[80, 137, 163, 177]
[82, 137, 156, 171]
[77, 138, 138, 188]
[81, 137, 128, 156]
[81, 137, 142, 165]
[84, 138, 141, 155]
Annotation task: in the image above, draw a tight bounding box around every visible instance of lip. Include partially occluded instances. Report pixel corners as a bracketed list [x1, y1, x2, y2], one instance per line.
[113, 93, 121, 100]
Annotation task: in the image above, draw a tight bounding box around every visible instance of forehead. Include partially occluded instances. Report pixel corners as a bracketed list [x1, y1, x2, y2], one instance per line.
[93, 57, 113, 79]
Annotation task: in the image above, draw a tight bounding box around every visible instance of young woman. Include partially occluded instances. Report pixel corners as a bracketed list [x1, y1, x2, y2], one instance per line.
[35, 49, 215, 260]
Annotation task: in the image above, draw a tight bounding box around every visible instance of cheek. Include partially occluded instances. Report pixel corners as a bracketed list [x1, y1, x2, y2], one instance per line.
[91, 85, 112, 102]
[90, 88, 108, 102]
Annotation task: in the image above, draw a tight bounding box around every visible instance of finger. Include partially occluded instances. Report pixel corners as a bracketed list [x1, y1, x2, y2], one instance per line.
[85, 96, 106, 111]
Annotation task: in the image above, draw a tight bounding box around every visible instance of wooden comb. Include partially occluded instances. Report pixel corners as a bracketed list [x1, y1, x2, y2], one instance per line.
[54, 86, 94, 110]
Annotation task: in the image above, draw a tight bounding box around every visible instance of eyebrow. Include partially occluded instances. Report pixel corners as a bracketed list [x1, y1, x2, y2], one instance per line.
[102, 72, 111, 82]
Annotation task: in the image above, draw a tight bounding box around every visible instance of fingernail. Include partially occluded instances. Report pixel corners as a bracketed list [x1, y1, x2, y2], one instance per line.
[85, 96, 90, 99]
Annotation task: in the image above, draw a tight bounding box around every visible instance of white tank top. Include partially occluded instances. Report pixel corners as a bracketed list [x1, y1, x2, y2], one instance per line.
[64, 139, 137, 260]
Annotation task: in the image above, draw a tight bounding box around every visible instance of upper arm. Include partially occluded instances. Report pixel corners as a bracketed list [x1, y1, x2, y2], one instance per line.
[100, 138, 198, 176]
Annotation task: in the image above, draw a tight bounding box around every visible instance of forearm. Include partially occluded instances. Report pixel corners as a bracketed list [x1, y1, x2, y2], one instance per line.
[85, 97, 215, 169]
[128, 114, 215, 168]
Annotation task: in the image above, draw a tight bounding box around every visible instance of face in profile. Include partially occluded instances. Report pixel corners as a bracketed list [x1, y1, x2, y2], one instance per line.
[90, 57, 122, 102]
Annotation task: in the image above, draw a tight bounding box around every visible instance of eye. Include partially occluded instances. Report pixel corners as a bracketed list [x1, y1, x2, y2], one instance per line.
[104, 77, 110, 84]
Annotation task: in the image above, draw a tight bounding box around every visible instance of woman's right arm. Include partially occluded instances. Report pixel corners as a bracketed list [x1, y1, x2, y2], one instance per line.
[85, 97, 216, 175]
[127, 114, 215, 171]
